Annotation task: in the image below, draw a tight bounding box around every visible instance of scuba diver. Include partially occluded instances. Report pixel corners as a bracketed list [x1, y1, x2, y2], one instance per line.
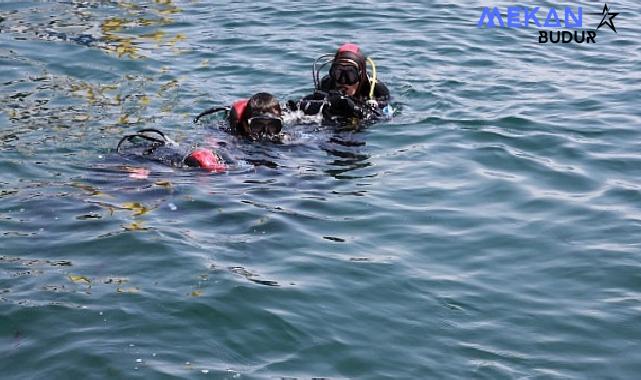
[194, 92, 284, 141]
[116, 129, 226, 173]
[288, 43, 392, 122]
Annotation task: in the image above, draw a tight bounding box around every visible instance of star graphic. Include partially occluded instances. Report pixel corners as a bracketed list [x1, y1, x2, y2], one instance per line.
[596, 3, 619, 33]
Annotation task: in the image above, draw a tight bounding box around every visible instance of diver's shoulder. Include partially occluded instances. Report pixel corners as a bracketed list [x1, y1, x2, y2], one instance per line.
[373, 80, 390, 97]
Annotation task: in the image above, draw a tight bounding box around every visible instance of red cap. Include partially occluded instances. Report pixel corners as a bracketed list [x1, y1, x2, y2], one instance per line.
[186, 149, 226, 173]
[337, 43, 361, 54]
[334, 43, 367, 84]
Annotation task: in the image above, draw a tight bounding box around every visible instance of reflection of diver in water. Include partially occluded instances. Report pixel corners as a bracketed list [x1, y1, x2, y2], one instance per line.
[116, 129, 226, 172]
[321, 129, 372, 179]
[288, 43, 394, 124]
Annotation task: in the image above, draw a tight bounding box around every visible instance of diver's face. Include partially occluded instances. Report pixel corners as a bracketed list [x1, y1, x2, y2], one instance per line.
[339, 82, 359, 96]
[244, 113, 283, 140]
[330, 61, 361, 96]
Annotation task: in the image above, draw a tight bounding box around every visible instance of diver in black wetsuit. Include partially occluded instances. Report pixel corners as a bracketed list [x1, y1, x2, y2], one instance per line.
[288, 43, 391, 122]
[117, 129, 226, 172]
[194, 93, 284, 141]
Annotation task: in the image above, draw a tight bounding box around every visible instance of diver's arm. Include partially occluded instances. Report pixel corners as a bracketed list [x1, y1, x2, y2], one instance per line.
[287, 91, 327, 115]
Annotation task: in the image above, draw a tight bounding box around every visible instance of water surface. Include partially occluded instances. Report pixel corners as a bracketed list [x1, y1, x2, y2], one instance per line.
[1, 1, 641, 378]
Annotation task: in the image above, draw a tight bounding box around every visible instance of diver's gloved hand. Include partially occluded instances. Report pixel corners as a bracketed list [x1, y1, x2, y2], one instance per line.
[309, 90, 328, 100]
[288, 98, 325, 115]
[325, 92, 363, 118]
[325, 91, 343, 106]
[286, 99, 299, 111]
[365, 99, 383, 118]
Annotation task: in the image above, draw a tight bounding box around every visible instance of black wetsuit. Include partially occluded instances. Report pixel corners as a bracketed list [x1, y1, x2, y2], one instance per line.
[119, 142, 195, 168]
[116, 129, 225, 170]
[289, 75, 391, 121]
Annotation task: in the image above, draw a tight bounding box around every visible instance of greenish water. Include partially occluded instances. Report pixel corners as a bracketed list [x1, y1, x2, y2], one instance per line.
[2, 1, 641, 378]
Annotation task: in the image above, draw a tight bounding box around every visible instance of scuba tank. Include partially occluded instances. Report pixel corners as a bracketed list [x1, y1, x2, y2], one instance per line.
[117, 129, 225, 172]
